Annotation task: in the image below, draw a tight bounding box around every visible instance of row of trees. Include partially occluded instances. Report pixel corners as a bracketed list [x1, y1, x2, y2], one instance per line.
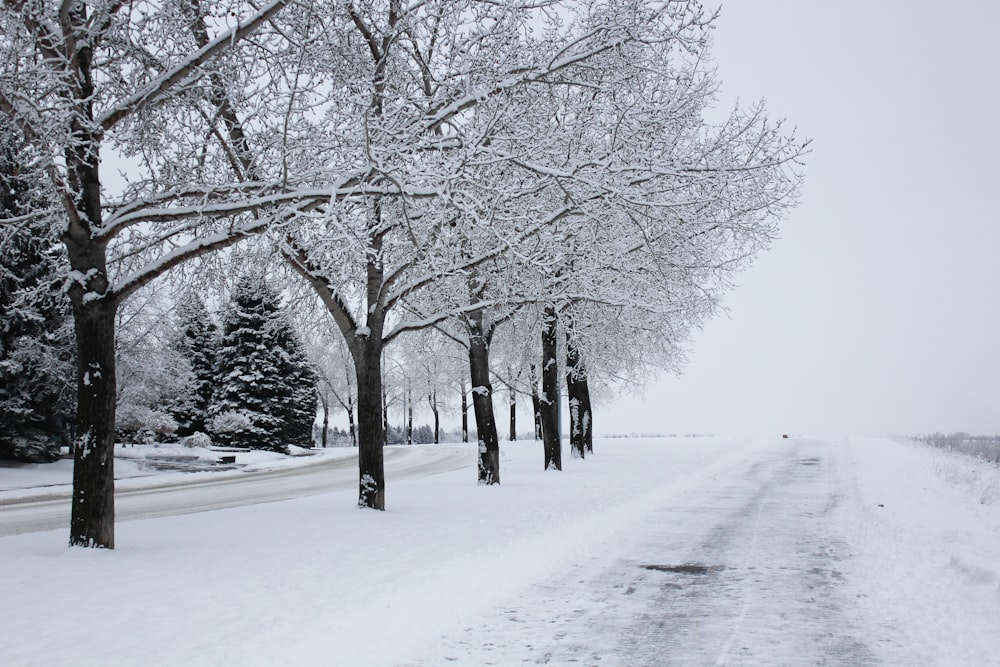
[0, 0, 806, 548]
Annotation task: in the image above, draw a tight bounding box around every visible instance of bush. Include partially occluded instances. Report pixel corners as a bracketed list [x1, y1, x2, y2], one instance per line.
[115, 404, 178, 442]
[916, 433, 1000, 464]
[179, 431, 213, 449]
[0, 429, 61, 463]
[207, 410, 254, 435]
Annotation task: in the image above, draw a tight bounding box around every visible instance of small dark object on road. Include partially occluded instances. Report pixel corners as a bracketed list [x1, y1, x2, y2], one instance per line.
[782, 434, 789, 439]
[641, 564, 723, 575]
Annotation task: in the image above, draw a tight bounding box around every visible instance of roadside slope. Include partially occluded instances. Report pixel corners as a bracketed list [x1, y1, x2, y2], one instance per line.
[845, 436, 1000, 666]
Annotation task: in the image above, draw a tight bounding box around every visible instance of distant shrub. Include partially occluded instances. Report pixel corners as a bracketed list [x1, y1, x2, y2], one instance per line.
[207, 410, 254, 435]
[916, 433, 1000, 465]
[115, 404, 178, 443]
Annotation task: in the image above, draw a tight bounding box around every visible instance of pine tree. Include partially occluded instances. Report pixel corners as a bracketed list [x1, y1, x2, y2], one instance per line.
[209, 276, 317, 452]
[169, 293, 220, 437]
[278, 327, 318, 448]
[0, 123, 75, 462]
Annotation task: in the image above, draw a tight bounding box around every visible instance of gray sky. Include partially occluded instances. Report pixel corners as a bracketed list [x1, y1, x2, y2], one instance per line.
[604, 1, 1000, 437]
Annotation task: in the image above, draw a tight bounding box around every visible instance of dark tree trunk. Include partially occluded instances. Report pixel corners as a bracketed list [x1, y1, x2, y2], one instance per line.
[63, 46, 119, 546]
[381, 385, 389, 445]
[460, 380, 469, 443]
[355, 343, 385, 509]
[467, 310, 500, 484]
[320, 392, 329, 448]
[68, 298, 118, 548]
[509, 377, 517, 441]
[406, 385, 413, 445]
[347, 394, 357, 446]
[428, 389, 440, 444]
[540, 306, 561, 471]
[566, 335, 593, 459]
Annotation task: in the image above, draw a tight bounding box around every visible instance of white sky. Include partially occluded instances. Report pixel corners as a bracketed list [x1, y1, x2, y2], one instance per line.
[604, 0, 1000, 437]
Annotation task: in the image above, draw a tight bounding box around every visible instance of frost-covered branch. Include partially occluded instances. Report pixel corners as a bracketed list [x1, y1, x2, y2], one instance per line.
[97, 0, 292, 133]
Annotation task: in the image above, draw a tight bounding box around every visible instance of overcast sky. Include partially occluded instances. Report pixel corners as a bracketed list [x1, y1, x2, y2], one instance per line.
[604, 1, 1000, 437]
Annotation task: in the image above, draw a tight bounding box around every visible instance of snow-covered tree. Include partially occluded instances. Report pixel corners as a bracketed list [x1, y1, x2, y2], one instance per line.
[406, 329, 465, 446]
[303, 323, 357, 448]
[0, 0, 805, 544]
[493, 4, 805, 470]
[114, 290, 192, 442]
[281, 330, 319, 449]
[0, 122, 75, 461]
[209, 275, 316, 452]
[0, 0, 354, 547]
[280, 0, 703, 506]
[168, 292, 220, 438]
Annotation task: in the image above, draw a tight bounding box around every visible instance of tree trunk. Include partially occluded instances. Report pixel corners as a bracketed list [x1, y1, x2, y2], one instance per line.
[460, 380, 469, 443]
[429, 389, 440, 444]
[347, 394, 357, 447]
[62, 53, 119, 546]
[381, 385, 389, 445]
[566, 335, 593, 459]
[320, 391, 329, 448]
[68, 298, 118, 548]
[467, 310, 500, 484]
[509, 376, 517, 441]
[530, 364, 542, 440]
[355, 343, 385, 509]
[406, 385, 413, 445]
[540, 306, 561, 471]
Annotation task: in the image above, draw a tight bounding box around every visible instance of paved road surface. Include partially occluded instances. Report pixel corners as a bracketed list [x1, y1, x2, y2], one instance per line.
[406, 439, 880, 666]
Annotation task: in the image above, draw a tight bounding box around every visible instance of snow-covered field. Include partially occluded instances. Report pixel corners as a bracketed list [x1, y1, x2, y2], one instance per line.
[1, 436, 998, 666]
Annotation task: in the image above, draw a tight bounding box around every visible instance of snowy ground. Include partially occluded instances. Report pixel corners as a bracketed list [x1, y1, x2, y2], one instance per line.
[1, 436, 998, 666]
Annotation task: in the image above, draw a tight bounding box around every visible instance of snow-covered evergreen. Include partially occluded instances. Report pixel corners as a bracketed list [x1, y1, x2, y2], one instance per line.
[0, 124, 74, 462]
[169, 293, 220, 438]
[280, 329, 319, 449]
[209, 276, 317, 452]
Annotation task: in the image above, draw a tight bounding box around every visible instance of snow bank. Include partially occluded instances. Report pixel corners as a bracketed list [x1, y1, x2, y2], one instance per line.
[0, 445, 354, 501]
[845, 437, 1000, 666]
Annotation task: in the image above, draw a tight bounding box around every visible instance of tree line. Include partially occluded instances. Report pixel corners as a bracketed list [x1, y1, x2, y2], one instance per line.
[0, 0, 806, 548]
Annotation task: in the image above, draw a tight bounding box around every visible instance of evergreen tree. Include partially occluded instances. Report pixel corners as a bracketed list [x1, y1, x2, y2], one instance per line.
[169, 293, 220, 437]
[209, 276, 317, 452]
[279, 330, 318, 448]
[0, 123, 75, 462]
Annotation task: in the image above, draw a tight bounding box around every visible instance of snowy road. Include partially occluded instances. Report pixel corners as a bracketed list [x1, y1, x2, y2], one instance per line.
[402, 438, 875, 665]
[2, 437, 998, 667]
[613, 439, 874, 665]
[0, 445, 469, 536]
[404, 438, 999, 666]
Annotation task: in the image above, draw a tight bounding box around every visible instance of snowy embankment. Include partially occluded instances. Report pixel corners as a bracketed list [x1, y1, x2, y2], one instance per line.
[847, 437, 1000, 665]
[0, 444, 354, 501]
[1, 436, 998, 666]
